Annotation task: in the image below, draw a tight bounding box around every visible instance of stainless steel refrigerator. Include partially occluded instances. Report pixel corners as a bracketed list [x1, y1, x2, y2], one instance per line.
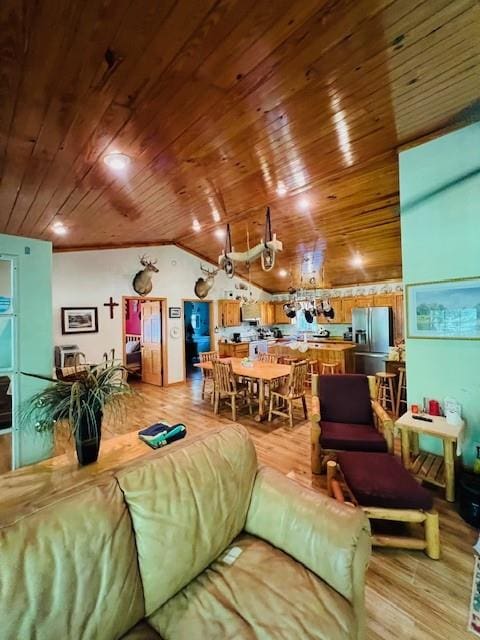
[352, 307, 393, 375]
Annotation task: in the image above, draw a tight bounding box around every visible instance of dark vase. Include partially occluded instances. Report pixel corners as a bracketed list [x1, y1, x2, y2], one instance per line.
[75, 410, 102, 465]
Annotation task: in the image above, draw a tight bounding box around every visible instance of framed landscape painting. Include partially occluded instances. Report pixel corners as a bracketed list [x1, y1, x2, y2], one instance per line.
[61, 307, 98, 334]
[406, 277, 480, 340]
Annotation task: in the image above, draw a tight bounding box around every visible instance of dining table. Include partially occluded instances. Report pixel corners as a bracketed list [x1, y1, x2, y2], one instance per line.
[194, 357, 291, 422]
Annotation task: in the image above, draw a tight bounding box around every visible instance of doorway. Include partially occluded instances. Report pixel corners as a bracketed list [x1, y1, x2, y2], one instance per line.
[122, 297, 167, 386]
[183, 300, 213, 380]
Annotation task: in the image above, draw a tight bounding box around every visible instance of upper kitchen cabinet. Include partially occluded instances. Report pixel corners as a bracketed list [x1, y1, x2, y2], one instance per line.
[218, 300, 241, 327]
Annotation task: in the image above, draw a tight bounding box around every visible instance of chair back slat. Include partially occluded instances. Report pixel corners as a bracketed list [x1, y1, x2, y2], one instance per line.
[200, 351, 218, 379]
[289, 361, 308, 396]
[258, 352, 278, 364]
[212, 359, 235, 394]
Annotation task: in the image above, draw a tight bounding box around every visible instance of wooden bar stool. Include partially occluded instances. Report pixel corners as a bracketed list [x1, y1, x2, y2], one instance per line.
[282, 357, 300, 365]
[395, 366, 407, 417]
[375, 372, 396, 414]
[306, 359, 319, 388]
[321, 362, 340, 374]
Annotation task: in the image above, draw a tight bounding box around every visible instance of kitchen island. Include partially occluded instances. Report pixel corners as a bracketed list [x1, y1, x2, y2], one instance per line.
[269, 341, 356, 373]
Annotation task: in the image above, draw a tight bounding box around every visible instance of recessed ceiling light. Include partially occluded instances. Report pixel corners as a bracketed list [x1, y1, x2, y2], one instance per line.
[276, 182, 287, 197]
[212, 209, 221, 223]
[51, 221, 67, 235]
[103, 152, 131, 170]
[298, 197, 310, 212]
[351, 253, 363, 268]
[214, 228, 226, 239]
[192, 219, 201, 232]
[278, 268, 288, 277]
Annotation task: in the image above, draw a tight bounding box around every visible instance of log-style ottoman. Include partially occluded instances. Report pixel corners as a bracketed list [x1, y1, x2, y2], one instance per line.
[327, 452, 440, 559]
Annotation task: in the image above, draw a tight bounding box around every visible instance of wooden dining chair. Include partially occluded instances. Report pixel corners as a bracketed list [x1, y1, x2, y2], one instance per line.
[199, 351, 218, 404]
[268, 361, 309, 428]
[212, 359, 253, 421]
[258, 352, 278, 364]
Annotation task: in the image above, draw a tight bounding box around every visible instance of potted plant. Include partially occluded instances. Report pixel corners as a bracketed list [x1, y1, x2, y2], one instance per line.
[22, 361, 132, 465]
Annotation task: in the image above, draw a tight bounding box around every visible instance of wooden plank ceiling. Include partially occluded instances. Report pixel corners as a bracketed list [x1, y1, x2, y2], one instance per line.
[1, 0, 479, 292]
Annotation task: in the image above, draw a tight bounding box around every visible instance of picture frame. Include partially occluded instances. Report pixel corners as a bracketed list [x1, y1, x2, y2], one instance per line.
[61, 307, 98, 335]
[169, 306, 181, 319]
[406, 276, 480, 340]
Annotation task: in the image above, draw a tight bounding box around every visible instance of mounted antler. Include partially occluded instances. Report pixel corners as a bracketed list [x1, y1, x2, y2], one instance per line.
[133, 255, 159, 296]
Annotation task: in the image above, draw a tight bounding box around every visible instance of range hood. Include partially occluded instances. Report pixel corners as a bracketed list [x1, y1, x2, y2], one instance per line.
[241, 302, 261, 321]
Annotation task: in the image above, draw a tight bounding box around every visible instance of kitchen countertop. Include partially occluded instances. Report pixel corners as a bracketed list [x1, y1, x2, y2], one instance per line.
[270, 341, 356, 352]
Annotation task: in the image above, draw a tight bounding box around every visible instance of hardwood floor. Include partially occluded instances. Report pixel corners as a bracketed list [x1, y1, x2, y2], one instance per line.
[7, 379, 479, 639]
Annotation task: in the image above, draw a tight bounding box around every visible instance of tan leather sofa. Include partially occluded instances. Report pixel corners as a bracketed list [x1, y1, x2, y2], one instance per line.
[0, 425, 371, 640]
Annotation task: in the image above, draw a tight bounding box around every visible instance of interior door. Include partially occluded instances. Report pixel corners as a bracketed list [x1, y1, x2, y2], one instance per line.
[141, 301, 163, 386]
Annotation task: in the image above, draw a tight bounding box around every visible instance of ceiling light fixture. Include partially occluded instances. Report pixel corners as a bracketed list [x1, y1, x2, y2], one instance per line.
[103, 152, 131, 170]
[276, 182, 287, 197]
[212, 209, 221, 223]
[214, 228, 226, 239]
[192, 219, 201, 232]
[351, 253, 363, 268]
[51, 221, 68, 236]
[298, 196, 310, 212]
[278, 268, 288, 277]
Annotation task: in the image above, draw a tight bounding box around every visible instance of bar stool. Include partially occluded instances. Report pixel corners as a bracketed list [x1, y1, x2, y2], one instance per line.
[375, 372, 396, 414]
[395, 366, 407, 417]
[282, 357, 300, 365]
[321, 362, 340, 374]
[306, 359, 319, 388]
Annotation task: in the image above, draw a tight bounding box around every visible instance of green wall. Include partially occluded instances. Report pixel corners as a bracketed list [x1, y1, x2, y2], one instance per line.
[0, 234, 53, 467]
[399, 123, 480, 465]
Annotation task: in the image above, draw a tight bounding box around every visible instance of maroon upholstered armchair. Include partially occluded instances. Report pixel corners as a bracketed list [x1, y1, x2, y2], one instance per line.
[310, 374, 394, 474]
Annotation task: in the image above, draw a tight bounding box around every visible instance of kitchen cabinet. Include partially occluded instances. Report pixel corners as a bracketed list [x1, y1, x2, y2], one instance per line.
[357, 295, 374, 308]
[373, 294, 394, 308]
[218, 342, 249, 358]
[217, 300, 241, 327]
[273, 302, 288, 324]
[393, 293, 405, 343]
[325, 298, 343, 323]
[341, 297, 356, 324]
[260, 302, 275, 326]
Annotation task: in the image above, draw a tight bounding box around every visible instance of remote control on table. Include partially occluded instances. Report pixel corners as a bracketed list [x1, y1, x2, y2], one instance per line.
[411, 414, 433, 422]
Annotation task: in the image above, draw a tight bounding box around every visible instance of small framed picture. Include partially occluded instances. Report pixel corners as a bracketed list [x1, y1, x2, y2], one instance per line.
[169, 307, 181, 319]
[61, 307, 98, 334]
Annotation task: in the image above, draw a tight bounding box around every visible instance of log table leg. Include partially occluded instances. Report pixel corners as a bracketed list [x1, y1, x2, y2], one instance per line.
[255, 379, 266, 422]
[400, 428, 411, 470]
[444, 438, 455, 502]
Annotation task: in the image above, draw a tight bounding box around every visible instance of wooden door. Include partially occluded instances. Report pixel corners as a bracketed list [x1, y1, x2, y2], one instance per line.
[141, 301, 163, 386]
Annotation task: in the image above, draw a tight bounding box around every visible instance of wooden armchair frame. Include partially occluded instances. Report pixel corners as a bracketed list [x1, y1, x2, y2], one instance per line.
[310, 374, 394, 474]
[326, 460, 440, 559]
[212, 359, 253, 421]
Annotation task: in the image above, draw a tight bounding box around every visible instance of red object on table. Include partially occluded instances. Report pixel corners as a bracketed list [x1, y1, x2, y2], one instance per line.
[411, 404, 419, 414]
[429, 399, 441, 416]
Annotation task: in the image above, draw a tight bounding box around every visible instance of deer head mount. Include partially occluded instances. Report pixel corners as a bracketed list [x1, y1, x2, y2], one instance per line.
[194, 264, 219, 299]
[132, 255, 159, 296]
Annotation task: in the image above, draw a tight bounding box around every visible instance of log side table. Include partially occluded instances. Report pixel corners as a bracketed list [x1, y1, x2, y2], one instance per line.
[394, 410, 465, 502]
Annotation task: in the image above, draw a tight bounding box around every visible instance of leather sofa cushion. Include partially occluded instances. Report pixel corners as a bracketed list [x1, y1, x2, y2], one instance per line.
[149, 533, 355, 640]
[121, 621, 163, 639]
[321, 421, 388, 452]
[117, 425, 257, 616]
[319, 375, 373, 425]
[0, 479, 144, 640]
[338, 452, 434, 510]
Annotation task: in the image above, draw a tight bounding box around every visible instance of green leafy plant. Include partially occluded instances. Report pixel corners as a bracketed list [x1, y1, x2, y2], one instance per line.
[21, 361, 133, 440]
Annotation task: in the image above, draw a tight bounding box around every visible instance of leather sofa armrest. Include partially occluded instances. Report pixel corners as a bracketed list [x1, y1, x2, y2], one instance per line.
[371, 400, 394, 453]
[245, 466, 371, 640]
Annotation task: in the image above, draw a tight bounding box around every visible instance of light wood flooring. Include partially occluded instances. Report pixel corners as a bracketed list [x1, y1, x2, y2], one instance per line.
[6, 379, 479, 639]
